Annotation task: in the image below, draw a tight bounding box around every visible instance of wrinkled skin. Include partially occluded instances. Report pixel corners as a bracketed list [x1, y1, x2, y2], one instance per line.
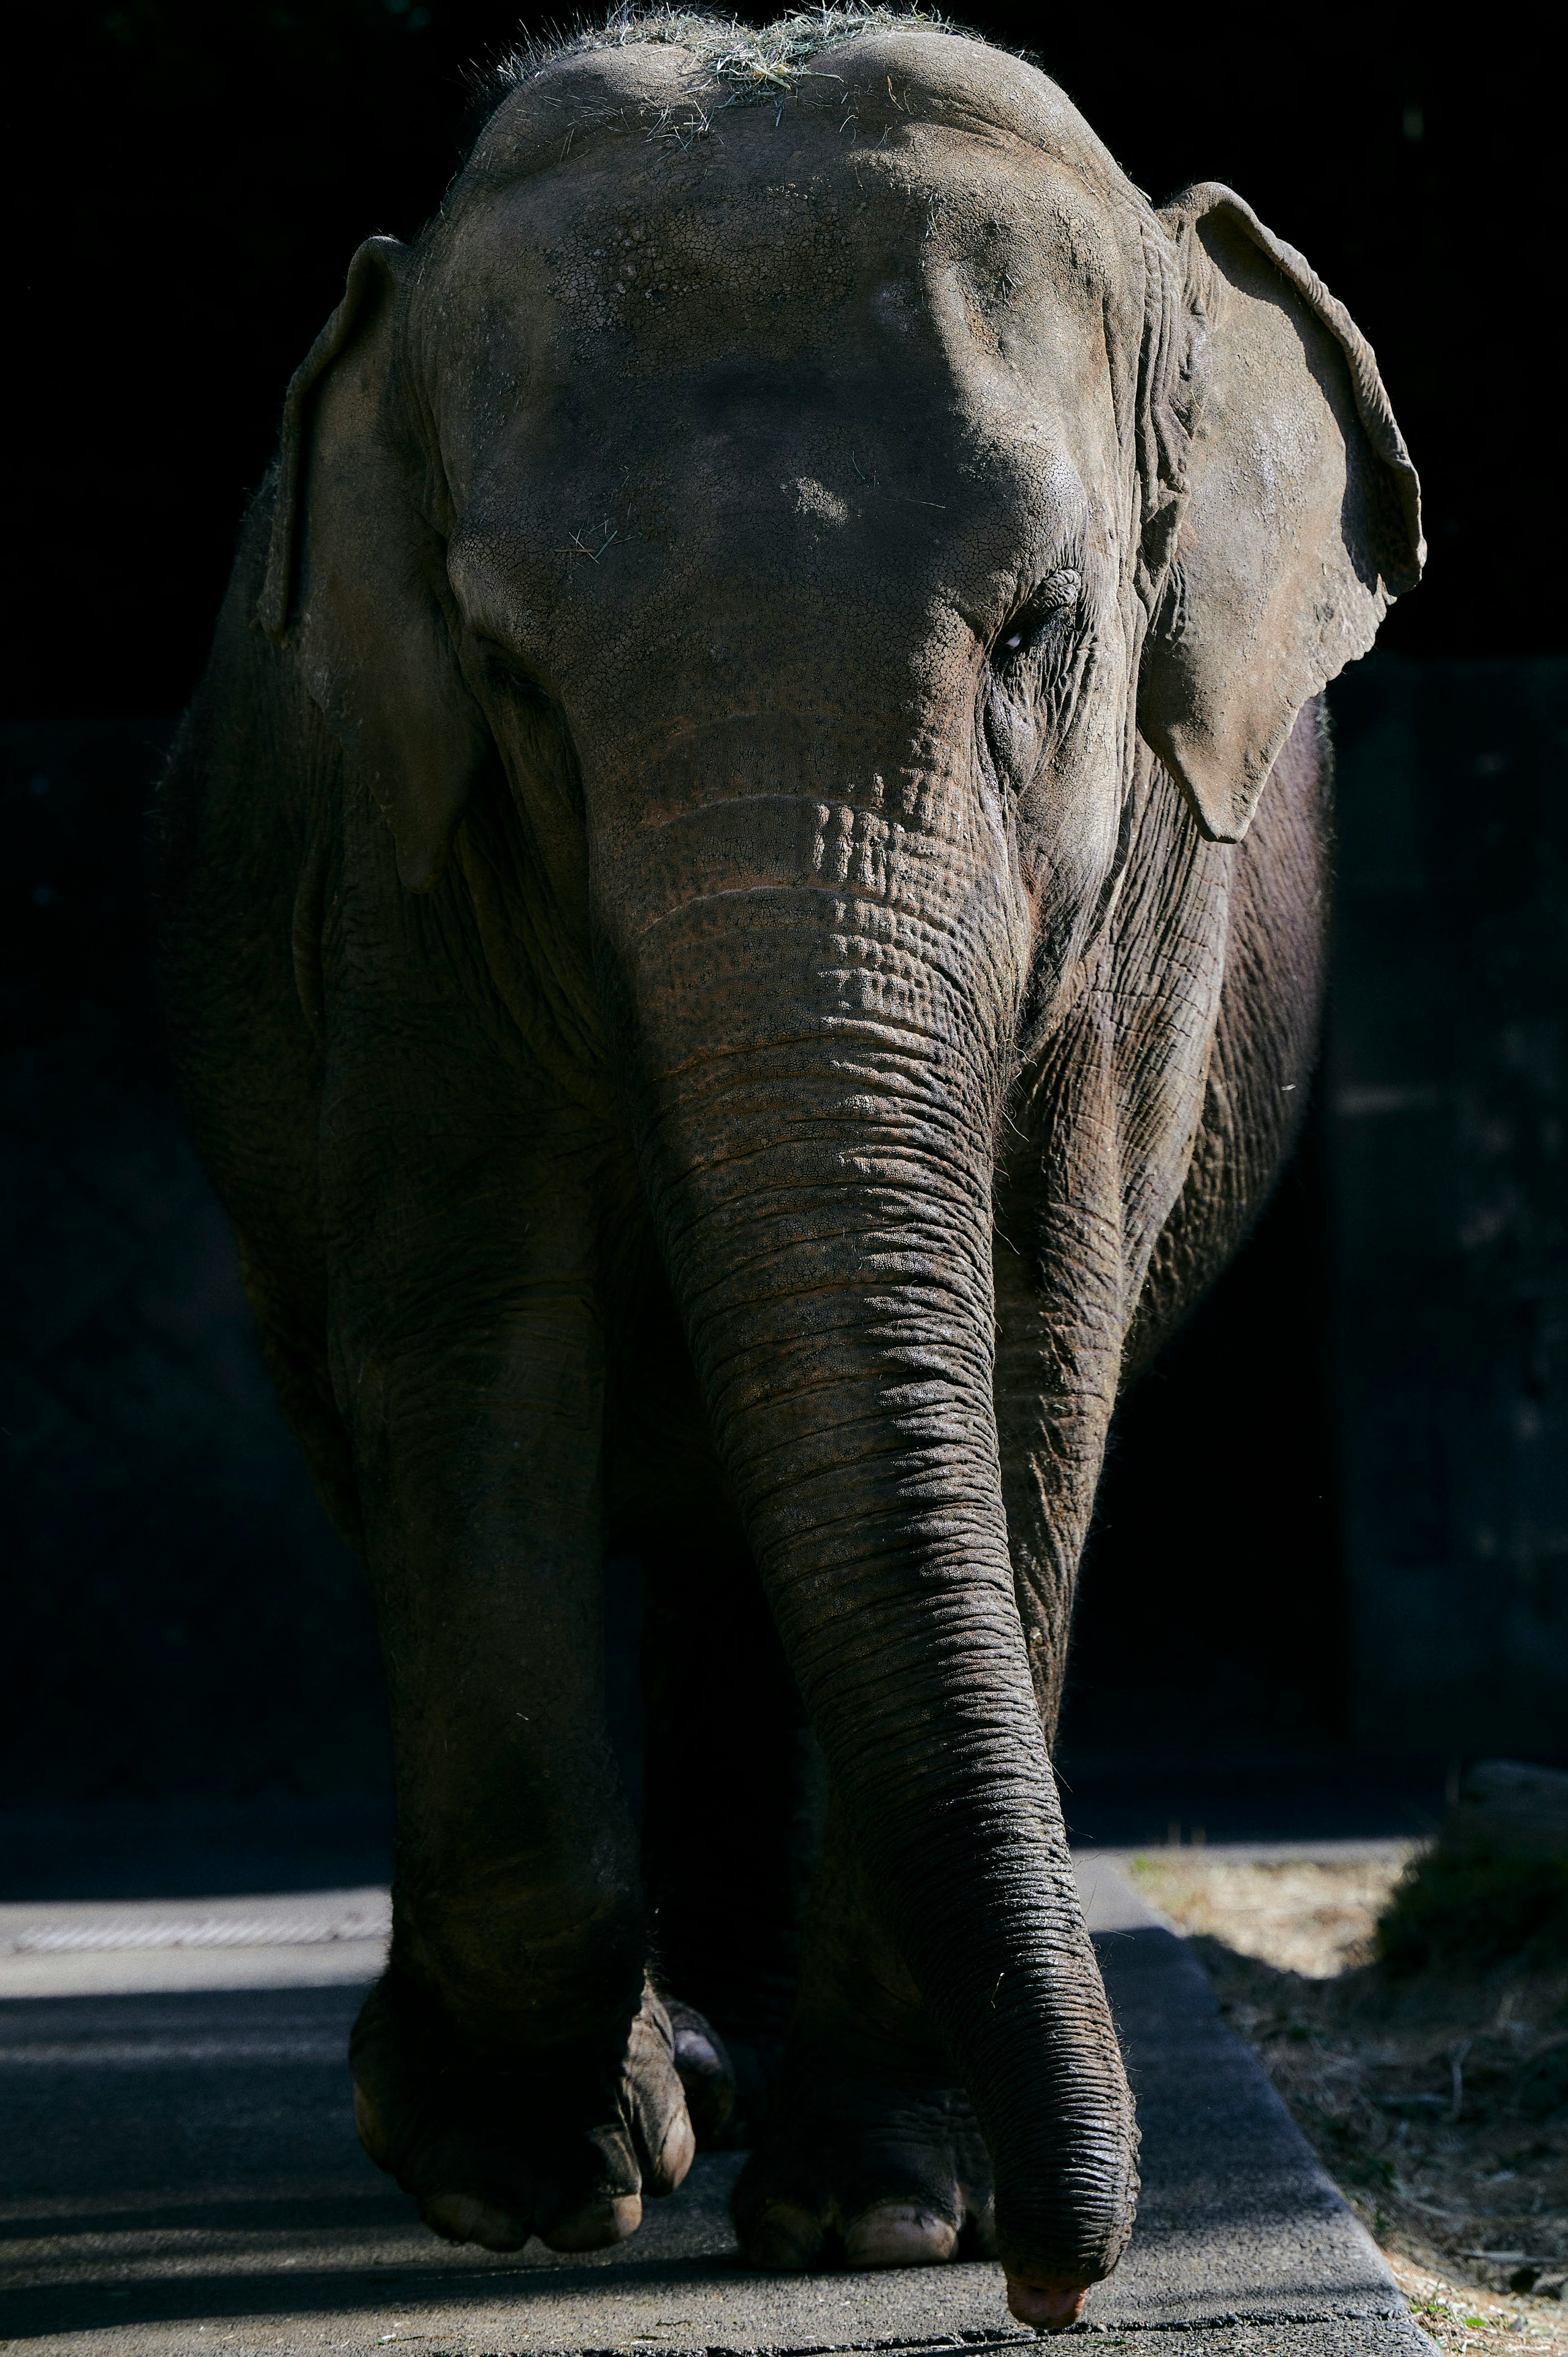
[156, 22, 1421, 2328]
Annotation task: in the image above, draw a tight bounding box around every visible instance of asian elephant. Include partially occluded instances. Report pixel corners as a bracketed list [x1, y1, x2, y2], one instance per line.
[156, 7, 1421, 2329]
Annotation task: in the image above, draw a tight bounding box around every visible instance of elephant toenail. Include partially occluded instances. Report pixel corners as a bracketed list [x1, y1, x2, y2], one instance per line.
[1004, 2275, 1089, 2331]
[419, 2191, 528, 2250]
[746, 2199, 826, 2271]
[539, 2192, 643, 2252]
[844, 2201, 958, 2267]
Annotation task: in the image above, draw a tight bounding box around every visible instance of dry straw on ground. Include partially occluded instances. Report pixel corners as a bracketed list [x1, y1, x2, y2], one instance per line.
[1134, 1853, 1568, 2353]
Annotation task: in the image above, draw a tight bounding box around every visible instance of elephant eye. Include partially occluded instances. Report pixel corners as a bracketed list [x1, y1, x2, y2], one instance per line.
[995, 568, 1084, 661]
[481, 645, 552, 712]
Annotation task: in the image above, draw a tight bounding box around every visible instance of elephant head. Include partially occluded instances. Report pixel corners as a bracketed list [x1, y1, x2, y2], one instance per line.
[255, 15, 1419, 2312]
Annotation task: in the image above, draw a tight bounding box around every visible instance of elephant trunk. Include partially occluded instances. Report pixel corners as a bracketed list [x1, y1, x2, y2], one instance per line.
[596, 760, 1137, 2287]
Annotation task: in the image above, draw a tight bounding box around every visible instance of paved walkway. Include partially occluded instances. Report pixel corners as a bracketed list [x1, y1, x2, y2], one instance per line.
[0, 1857, 1432, 2355]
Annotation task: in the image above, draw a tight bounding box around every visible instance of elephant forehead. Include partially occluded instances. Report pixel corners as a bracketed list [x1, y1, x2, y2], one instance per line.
[427, 118, 1125, 498]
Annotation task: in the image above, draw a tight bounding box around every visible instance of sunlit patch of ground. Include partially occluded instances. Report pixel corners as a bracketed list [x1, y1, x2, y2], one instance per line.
[1131, 1855, 1404, 1978]
[1132, 1855, 1568, 2355]
[1385, 2249, 1568, 2351]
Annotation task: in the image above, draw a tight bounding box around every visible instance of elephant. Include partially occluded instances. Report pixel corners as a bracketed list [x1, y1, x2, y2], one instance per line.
[156, 7, 1421, 2330]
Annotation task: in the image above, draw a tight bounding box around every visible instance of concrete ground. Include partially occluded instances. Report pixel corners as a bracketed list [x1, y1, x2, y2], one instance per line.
[0, 1854, 1433, 2356]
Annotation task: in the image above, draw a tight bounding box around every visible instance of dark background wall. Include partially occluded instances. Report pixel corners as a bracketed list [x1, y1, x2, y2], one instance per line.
[2, 722, 387, 1802]
[11, 0, 1552, 725]
[1327, 661, 1568, 1758]
[3, 3, 1562, 1809]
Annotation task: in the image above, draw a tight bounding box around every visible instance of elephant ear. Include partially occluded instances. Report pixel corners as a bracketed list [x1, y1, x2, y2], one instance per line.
[1139, 184, 1424, 844]
[257, 236, 489, 891]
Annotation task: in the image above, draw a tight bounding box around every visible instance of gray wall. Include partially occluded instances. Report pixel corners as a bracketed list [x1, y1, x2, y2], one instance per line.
[1327, 660, 1568, 1754]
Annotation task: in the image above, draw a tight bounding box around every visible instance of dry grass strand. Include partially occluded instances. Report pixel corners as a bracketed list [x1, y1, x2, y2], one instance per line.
[483, 2, 982, 109]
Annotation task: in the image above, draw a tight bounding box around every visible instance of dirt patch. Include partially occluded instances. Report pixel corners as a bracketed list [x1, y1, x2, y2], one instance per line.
[1387, 2249, 1568, 2352]
[1132, 1854, 1568, 2354]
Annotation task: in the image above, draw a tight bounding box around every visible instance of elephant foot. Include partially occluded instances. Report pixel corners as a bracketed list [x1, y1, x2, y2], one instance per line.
[733, 2039, 1108, 2329]
[731, 2041, 997, 2275]
[350, 1966, 727, 2252]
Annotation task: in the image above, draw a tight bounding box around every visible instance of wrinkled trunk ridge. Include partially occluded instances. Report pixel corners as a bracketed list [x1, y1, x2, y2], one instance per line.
[604, 753, 1137, 2280]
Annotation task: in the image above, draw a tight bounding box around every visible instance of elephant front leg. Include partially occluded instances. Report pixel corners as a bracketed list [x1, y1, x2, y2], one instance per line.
[732, 1794, 998, 2268]
[336, 1196, 697, 2253]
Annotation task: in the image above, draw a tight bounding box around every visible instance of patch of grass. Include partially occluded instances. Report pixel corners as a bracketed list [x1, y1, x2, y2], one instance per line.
[1136, 1854, 1568, 2341]
[1379, 1851, 1568, 1977]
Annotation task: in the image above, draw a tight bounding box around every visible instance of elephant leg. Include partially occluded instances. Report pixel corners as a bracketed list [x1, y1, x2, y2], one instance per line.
[639, 1530, 824, 2139]
[733, 1792, 996, 2268]
[316, 1025, 704, 2252]
[343, 1261, 703, 2246]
